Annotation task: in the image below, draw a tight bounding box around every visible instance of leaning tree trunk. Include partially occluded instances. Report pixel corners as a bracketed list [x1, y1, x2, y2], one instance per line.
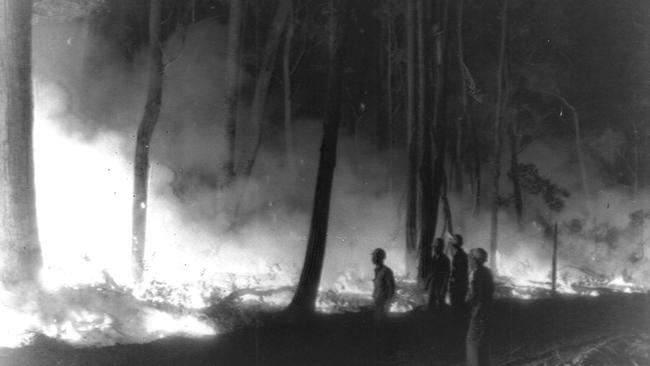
[405, 0, 418, 268]
[282, 0, 295, 173]
[288, 0, 344, 313]
[223, 0, 243, 182]
[0, 0, 42, 287]
[132, 0, 163, 283]
[240, 0, 291, 177]
[489, 0, 508, 272]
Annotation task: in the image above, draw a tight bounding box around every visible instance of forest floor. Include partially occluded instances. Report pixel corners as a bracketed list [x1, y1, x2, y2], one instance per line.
[2, 293, 649, 366]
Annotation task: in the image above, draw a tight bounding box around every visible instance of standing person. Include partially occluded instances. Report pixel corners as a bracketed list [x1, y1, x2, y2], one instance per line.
[371, 248, 396, 325]
[426, 238, 450, 311]
[466, 248, 495, 366]
[449, 234, 469, 314]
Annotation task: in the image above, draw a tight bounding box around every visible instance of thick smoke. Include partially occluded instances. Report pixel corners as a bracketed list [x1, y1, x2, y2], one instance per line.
[30, 13, 649, 302]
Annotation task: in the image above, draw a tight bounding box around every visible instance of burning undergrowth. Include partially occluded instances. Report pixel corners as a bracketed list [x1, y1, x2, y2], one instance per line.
[1, 17, 646, 351]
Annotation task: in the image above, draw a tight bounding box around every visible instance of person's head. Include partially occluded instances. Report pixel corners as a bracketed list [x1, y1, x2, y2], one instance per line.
[469, 248, 488, 270]
[371, 248, 386, 266]
[453, 234, 464, 248]
[434, 238, 445, 254]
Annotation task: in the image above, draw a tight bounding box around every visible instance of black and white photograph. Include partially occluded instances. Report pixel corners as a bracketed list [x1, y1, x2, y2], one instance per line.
[1, 0, 649, 365]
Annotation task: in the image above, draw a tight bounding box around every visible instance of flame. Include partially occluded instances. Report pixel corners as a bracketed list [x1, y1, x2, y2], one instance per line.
[1, 81, 646, 349]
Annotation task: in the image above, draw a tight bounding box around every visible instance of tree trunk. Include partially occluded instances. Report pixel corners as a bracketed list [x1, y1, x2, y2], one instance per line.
[224, 0, 243, 182]
[385, 2, 393, 194]
[288, 0, 344, 313]
[405, 0, 418, 268]
[0, 0, 42, 286]
[471, 113, 481, 217]
[508, 122, 523, 229]
[282, 0, 294, 173]
[132, 0, 164, 283]
[454, 0, 467, 194]
[418, 0, 450, 283]
[489, 0, 508, 272]
[240, 0, 291, 177]
[441, 167, 454, 235]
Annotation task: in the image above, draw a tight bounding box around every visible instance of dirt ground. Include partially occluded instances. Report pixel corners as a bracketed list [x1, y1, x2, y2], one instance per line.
[2, 293, 649, 366]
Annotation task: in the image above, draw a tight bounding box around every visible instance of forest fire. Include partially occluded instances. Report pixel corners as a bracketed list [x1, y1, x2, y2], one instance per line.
[0, 90, 641, 348]
[1, 2, 650, 365]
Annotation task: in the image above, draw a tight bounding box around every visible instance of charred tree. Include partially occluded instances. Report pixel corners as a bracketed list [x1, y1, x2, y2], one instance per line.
[489, 0, 508, 272]
[224, 0, 243, 182]
[288, 0, 345, 313]
[0, 0, 42, 286]
[240, 0, 291, 177]
[132, 0, 163, 283]
[405, 0, 419, 267]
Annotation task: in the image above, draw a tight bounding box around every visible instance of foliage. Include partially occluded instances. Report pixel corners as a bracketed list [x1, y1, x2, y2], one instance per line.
[512, 163, 569, 211]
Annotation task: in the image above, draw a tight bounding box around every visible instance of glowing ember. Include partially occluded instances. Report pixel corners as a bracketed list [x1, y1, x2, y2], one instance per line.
[143, 309, 215, 338]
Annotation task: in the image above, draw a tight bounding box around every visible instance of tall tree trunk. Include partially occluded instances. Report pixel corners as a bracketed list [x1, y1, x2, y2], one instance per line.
[288, 0, 344, 313]
[0, 0, 42, 286]
[508, 122, 523, 229]
[453, 0, 467, 194]
[282, 0, 294, 173]
[405, 0, 418, 268]
[224, 0, 243, 182]
[489, 0, 508, 272]
[132, 0, 163, 283]
[430, 0, 451, 242]
[418, 0, 450, 282]
[441, 167, 454, 235]
[240, 0, 291, 177]
[415, 0, 430, 283]
[385, 2, 394, 194]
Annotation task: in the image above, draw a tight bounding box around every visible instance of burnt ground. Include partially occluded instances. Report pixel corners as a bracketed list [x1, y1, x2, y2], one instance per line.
[2, 294, 649, 366]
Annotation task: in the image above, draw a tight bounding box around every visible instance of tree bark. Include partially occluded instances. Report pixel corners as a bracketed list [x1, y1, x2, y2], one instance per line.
[240, 0, 291, 177]
[132, 0, 163, 283]
[0, 0, 42, 286]
[224, 0, 243, 182]
[282, 0, 294, 173]
[489, 0, 508, 272]
[441, 167, 454, 235]
[418, 0, 450, 283]
[385, 1, 393, 179]
[288, 0, 344, 313]
[453, 0, 467, 194]
[508, 122, 523, 229]
[471, 113, 481, 217]
[405, 0, 418, 267]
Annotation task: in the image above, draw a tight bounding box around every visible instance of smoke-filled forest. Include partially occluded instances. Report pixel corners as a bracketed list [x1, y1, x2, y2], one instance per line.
[1, 0, 649, 365]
